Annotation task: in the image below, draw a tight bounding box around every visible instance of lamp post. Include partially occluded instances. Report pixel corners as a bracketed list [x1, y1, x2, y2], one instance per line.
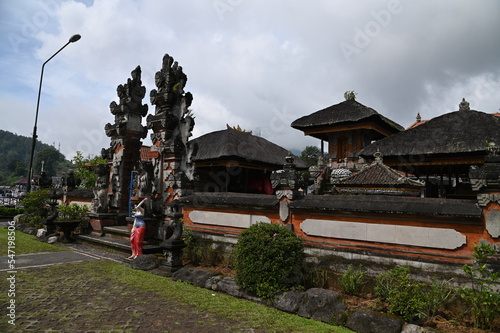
[26, 34, 81, 193]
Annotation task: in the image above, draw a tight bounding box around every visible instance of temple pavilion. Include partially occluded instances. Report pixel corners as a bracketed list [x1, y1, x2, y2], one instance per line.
[189, 126, 307, 193]
[291, 95, 404, 171]
[360, 99, 500, 198]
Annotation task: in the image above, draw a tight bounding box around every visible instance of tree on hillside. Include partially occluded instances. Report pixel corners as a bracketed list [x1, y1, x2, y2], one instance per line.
[0, 130, 72, 185]
[34, 146, 65, 177]
[300, 146, 321, 167]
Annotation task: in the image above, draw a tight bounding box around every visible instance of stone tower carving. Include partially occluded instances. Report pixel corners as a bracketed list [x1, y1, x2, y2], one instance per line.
[146, 53, 197, 215]
[101, 65, 148, 214]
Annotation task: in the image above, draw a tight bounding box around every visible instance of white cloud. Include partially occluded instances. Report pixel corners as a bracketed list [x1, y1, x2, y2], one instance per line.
[1, 0, 499, 161]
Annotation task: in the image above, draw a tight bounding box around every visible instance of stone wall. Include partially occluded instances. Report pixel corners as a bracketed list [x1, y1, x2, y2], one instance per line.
[181, 191, 499, 285]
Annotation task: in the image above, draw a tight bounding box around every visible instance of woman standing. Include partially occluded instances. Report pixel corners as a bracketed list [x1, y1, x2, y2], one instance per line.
[128, 198, 147, 259]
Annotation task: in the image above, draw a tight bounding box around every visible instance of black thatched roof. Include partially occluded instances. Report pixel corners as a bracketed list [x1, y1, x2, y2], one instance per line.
[191, 128, 308, 169]
[333, 161, 424, 187]
[291, 99, 405, 133]
[360, 110, 500, 158]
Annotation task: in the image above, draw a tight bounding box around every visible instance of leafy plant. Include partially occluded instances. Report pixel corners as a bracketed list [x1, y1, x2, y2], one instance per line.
[72, 151, 107, 189]
[375, 266, 451, 322]
[235, 222, 304, 299]
[459, 242, 500, 329]
[0, 206, 23, 216]
[339, 264, 366, 296]
[56, 203, 89, 221]
[183, 227, 223, 267]
[418, 277, 453, 320]
[302, 266, 329, 289]
[20, 189, 50, 228]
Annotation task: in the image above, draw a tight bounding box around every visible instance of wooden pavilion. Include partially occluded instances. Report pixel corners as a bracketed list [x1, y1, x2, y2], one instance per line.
[189, 127, 307, 193]
[291, 97, 404, 169]
[359, 102, 500, 198]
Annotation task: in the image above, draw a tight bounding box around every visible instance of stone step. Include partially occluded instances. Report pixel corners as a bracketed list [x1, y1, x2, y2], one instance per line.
[102, 225, 130, 240]
[76, 233, 163, 254]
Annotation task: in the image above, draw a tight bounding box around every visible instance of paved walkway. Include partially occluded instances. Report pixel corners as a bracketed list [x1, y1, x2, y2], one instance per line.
[0, 250, 100, 271]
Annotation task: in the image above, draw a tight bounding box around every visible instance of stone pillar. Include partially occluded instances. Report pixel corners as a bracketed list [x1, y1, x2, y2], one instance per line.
[470, 146, 500, 240]
[146, 54, 196, 212]
[146, 54, 197, 270]
[271, 153, 302, 226]
[92, 66, 148, 225]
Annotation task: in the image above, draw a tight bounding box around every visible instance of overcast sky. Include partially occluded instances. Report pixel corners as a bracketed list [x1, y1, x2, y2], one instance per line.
[1, 0, 499, 160]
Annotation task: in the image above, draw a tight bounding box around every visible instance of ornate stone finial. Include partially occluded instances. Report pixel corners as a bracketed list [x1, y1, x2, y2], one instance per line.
[486, 142, 499, 156]
[344, 90, 357, 101]
[226, 124, 252, 134]
[105, 65, 148, 138]
[416, 112, 421, 122]
[459, 98, 470, 111]
[374, 149, 383, 163]
[285, 152, 295, 166]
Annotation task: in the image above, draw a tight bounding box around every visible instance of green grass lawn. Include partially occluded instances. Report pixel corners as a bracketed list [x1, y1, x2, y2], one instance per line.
[0, 227, 353, 332]
[0, 227, 66, 255]
[89, 261, 353, 332]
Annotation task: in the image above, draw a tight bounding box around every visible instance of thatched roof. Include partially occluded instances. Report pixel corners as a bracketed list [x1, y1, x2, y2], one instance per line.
[191, 128, 308, 169]
[333, 161, 424, 188]
[360, 109, 500, 158]
[291, 99, 405, 134]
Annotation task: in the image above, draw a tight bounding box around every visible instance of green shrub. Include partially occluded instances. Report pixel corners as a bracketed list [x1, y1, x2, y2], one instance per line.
[375, 266, 451, 322]
[419, 277, 453, 320]
[56, 203, 89, 220]
[20, 189, 50, 228]
[339, 264, 366, 296]
[459, 242, 500, 330]
[0, 206, 23, 216]
[235, 222, 304, 299]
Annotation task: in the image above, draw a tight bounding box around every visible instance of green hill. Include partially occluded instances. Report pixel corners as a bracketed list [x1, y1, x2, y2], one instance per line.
[0, 129, 72, 186]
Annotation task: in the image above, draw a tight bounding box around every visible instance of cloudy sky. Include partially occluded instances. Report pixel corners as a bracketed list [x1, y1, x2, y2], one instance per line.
[1, 0, 499, 160]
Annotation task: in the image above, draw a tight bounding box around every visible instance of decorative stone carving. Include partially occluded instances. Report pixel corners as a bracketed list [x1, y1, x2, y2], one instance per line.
[459, 98, 470, 111]
[147, 53, 196, 210]
[135, 161, 153, 198]
[271, 153, 302, 222]
[470, 147, 500, 207]
[96, 65, 149, 213]
[92, 164, 109, 213]
[485, 208, 500, 238]
[271, 153, 299, 194]
[105, 66, 148, 138]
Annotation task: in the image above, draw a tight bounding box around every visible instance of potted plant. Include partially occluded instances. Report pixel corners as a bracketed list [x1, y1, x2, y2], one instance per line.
[55, 203, 89, 241]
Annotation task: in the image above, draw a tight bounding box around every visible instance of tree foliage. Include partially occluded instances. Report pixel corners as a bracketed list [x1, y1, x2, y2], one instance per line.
[20, 189, 50, 228]
[300, 146, 320, 167]
[72, 151, 107, 189]
[0, 129, 70, 185]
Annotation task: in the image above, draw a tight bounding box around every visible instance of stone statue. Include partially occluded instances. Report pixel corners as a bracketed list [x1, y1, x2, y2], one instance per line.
[459, 98, 470, 111]
[92, 164, 109, 213]
[135, 161, 153, 198]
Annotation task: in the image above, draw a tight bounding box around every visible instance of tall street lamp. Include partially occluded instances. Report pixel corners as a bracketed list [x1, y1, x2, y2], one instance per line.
[26, 34, 81, 193]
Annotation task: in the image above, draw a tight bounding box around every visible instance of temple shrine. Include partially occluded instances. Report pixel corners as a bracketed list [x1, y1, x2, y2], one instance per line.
[61, 53, 499, 287]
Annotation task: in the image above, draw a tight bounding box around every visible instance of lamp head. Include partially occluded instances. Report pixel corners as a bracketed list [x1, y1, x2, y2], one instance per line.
[69, 34, 81, 43]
